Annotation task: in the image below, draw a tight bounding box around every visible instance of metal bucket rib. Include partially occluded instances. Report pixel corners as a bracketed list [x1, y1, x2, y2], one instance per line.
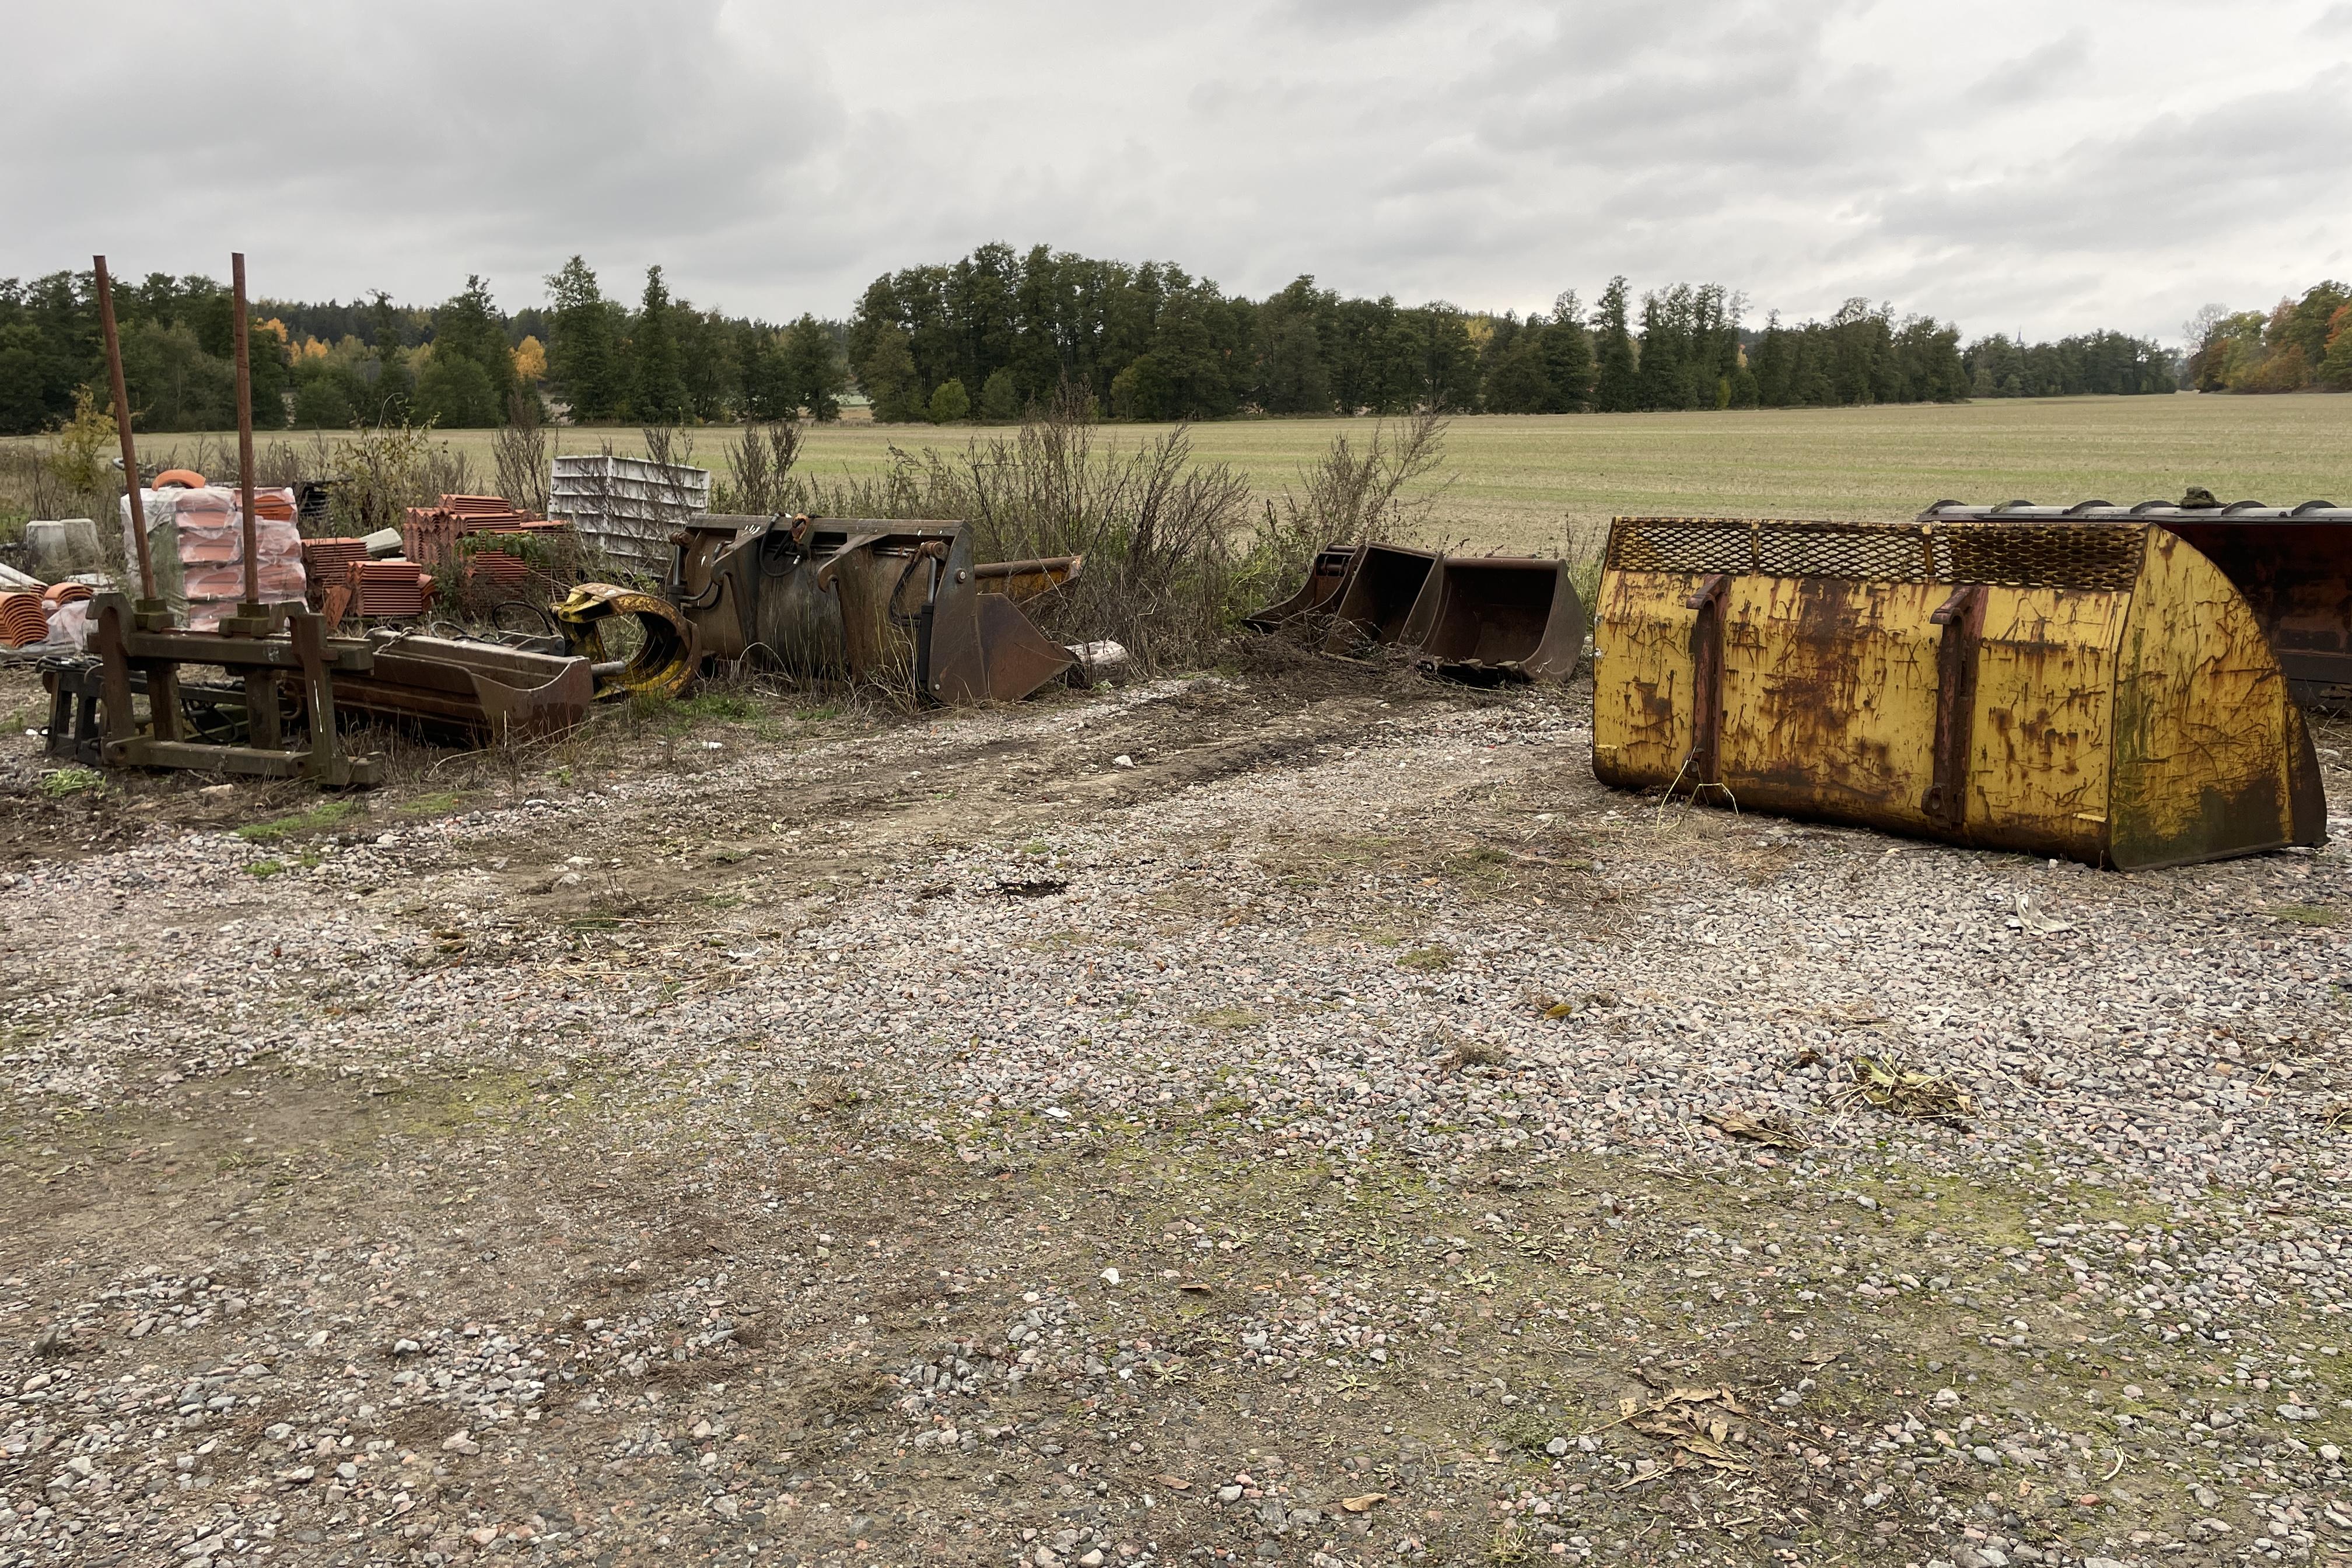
[1592, 514, 2325, 870]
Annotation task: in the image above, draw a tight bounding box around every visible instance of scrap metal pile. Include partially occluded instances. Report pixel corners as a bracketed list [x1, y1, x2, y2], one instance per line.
[44, 254, 1096, 786]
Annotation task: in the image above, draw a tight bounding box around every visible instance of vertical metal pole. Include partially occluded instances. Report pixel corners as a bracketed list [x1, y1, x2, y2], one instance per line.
[231, 253, 262, 612]
[92, 257, 159, 609]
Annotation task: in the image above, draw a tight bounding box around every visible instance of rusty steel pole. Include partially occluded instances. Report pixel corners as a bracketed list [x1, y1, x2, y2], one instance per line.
[92, 256, 158, 607]
[230, 253, 262, 612]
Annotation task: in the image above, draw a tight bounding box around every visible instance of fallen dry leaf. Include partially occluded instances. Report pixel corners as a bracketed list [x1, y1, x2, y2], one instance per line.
[1154, 1476, 1190, 1491]
[1340, 1493, 1388, 1513]
[1700, 1106, 1808, 1151]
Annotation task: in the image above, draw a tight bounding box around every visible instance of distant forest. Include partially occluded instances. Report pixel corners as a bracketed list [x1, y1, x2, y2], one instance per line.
[8, 246, 2337, 437]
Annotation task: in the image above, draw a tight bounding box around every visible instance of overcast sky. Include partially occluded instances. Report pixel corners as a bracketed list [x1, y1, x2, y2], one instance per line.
[9, 0, 2349, 343]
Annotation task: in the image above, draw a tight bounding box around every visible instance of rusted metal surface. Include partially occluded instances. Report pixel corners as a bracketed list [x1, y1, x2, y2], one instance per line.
[89, 590, 380, 786]
[1398, 556, 1588, 684]
[974, 554, 1083, 602]
[668, 516, 1075, 704]
[1592, 516, 2324, 869]
[553, 582, 700, 701]
[1250, 543, 1587, 684]
[1919, 499, 2352, 705]
[1244, 547, 1360, 632]
[93, 257, 162, 614]
[1320, 545, 1439, 657]
[230, 253, 262, 616]
[334, 635, 593, 741]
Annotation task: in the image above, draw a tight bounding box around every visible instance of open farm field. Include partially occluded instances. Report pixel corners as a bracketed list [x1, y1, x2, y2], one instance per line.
[25, 394, 2350, 556]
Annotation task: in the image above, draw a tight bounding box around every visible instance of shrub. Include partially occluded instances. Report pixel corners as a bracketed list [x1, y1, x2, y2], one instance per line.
[928, 378, 971, 424]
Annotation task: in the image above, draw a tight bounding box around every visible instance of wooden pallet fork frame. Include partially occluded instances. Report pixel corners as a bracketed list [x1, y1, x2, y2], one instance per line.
[88, 251, 383, 786]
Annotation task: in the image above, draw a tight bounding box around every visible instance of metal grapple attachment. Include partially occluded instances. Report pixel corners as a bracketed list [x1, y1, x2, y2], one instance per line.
[1592, 516, 2325, 870]
[1247, 542, 1588, 685]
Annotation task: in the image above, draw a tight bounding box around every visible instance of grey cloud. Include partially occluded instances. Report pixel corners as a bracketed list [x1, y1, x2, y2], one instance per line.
[1, 0, 2342, 341]
[1971, 32, 2094, 104]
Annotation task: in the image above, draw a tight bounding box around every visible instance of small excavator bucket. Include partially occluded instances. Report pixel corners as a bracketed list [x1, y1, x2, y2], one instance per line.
[1396, 556, 1587, 684]
[1592, 515, 2324, 869]
[1920, 499, 2352, 706]
[1321, 544, 1439, 657]
[1244, 546, 1360, 633]
[661, 516, 1077, 704]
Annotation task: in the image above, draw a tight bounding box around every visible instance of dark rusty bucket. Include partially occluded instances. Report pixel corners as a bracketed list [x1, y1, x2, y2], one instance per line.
[1319, 544, 1440, 658]
[1244, 546, 1360, 634]
[1396, 555, 1587, 684]
[1920, 499, 2352, 707]
[664, 516, 1077, 704]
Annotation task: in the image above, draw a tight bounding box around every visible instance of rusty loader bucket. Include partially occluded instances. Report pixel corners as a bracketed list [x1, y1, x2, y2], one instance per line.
[1395, 555, 1587, 683]
[1320, 544, 1440, 658]
[1244, 545, 1361, 633]
[1592, 516, 2325, 869]
[1920, 499, 2352, 707]
[654, 516, 1077, 704]
[1250, 541, 1587, 684]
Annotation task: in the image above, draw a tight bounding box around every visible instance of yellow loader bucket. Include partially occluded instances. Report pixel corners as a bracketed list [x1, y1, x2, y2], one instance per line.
[1592, 516, 2325, 869]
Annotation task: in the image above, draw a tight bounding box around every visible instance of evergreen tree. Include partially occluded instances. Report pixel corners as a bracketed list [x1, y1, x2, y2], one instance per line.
[1255, 278, 1333, 414]
[783, 314, 846, 419]
[860, 330, 923, 422]
[1591, 278, 1639, 412]
[979, 368, 1022, 421]
[626, 265, 688, 422]
[1538, 291, 1593, 411]
[544, 257, 626, 422]
[1634, 291, 1685, 411]
[416, 275, 514, 427]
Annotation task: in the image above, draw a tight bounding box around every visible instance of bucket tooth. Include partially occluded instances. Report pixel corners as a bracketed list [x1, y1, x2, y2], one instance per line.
[1593, 514, 2325, 869]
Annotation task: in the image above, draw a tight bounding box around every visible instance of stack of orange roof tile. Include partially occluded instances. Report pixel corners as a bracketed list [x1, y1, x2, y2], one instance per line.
[349, 560, 436, 620]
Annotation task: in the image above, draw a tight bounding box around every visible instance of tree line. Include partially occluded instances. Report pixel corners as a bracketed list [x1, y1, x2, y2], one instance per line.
[2, 244, 2290, 439]
[0, 258, 850, 436]
[2185, 281, 2352, 393]
[845, 245, 1989, 422]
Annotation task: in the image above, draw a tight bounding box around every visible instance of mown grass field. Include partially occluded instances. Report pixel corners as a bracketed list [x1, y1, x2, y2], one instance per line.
[37, 393, 2352, 555]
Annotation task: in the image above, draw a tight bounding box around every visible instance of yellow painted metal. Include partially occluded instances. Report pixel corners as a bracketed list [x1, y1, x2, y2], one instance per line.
[1591, 516, 2325, 869]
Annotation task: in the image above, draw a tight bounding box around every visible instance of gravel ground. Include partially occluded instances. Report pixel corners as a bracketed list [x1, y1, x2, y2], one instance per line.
[0, 655, 2346, 1568]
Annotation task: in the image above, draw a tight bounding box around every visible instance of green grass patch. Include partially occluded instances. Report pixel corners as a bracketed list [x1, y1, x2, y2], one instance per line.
[37, 766, 103, 799]
[1398, 946, 1457, 972]
[237, 799, 362, 841]
[1189, 1006, 1262, 1030]
[246, 859, 285, 878]
[2264, 903, 2342, 926]
[399, 790, 468, 816]
[681, 692, 762, 724]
